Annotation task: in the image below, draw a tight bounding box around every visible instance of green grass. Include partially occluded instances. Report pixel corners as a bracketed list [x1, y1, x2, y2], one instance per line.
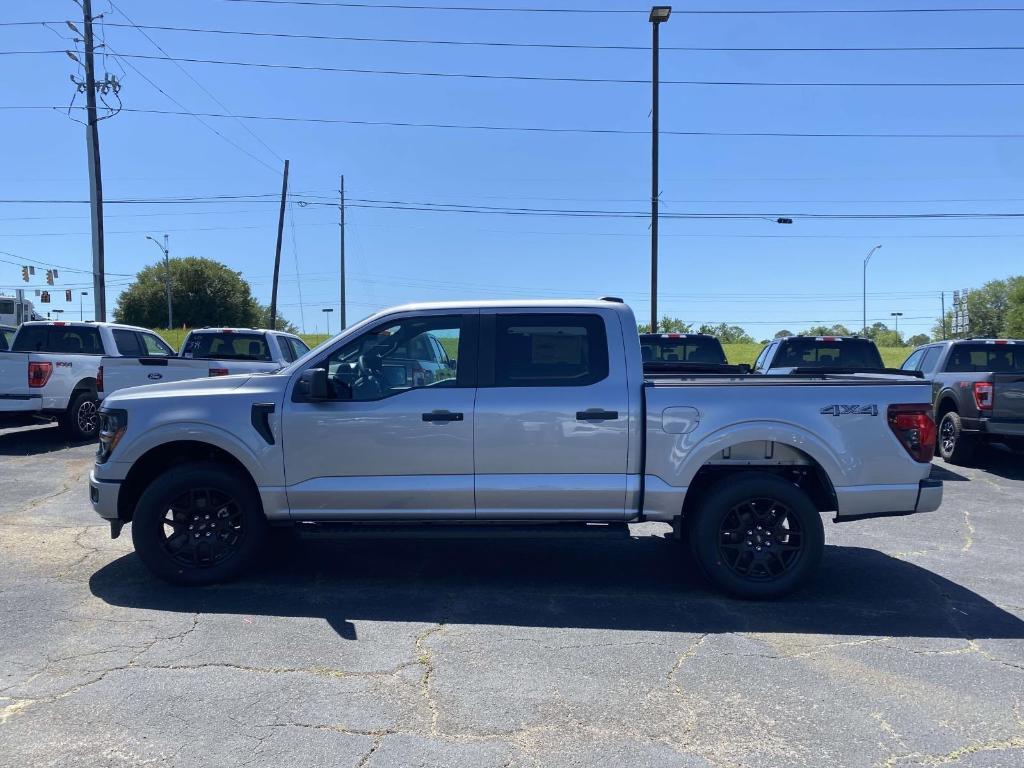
[723, 343, 910, 369]
[150, 329, 910, 369]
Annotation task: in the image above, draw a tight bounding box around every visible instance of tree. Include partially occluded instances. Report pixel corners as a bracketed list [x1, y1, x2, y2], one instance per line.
[697, 323, 756, 344]
[773, 329, 793, 339]
[932, 276, 1024, 339]
[637, 316, 693, 334]
[114, 256, 293, 330]
[803, 324, 852, 337]
[1008, 279, 1024, 337]
[907, 333, 931, 347]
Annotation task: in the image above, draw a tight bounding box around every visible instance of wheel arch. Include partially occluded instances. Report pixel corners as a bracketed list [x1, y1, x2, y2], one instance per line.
[936, 392, 959, 418]
[70, 377, 97, 396]
[116, 440, 261, 522]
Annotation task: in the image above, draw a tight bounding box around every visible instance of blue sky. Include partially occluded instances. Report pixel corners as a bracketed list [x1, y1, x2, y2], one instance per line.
[3, 1, 1024, 338]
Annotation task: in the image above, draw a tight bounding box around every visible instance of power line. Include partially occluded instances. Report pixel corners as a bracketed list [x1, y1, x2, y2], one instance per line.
[99, 42, 280, 174]
[106, 1, 285, 165]
[217, 1, 1024, 15]
[27, 50, 1024, 87]
[15, 104, 1024, 140]
[60, 21, 1024, 53]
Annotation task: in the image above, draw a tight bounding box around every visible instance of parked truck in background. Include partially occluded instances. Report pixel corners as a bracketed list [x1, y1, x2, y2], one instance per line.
[91, 299, 942, 598]
[900, 338, 1024, 464]
[0, 321, 175, 439]
[752, 335, 902, 375]
[98, 328, 310, 400]
[640, 332, 749, 375]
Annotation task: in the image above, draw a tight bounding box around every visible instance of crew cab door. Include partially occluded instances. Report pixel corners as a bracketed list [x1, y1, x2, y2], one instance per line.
[473, 309, 630, 519]
[282, 311, 477, 519]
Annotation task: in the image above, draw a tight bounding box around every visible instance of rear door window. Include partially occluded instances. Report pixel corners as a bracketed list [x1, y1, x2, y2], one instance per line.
[276, 335, 295, 363]
[492, 313, 608, 387]
[113, 329, 143, 357]
[920, 347, 942, 373]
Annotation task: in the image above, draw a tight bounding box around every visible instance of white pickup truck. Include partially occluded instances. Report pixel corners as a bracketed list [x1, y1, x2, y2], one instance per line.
[90, 299, 942, 598]
[0, 321, 175, 439]
[98, 328, 310, 400]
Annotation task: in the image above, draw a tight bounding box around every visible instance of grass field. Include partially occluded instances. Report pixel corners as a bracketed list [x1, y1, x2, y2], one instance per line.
[150, 329, 911, 369]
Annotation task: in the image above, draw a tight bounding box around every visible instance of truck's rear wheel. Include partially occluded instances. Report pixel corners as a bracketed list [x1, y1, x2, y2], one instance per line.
[688, 473, 824, 599]
[60, 391, 100, 441]
[131, 462, 267, 586]
[938, 411, 977, 465]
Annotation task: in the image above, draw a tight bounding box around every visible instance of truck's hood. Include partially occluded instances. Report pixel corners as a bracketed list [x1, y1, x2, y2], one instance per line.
[103, 373, 257, 405]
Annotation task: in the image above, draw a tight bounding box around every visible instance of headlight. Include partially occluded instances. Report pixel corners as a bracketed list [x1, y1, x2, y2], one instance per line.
[96, 408, 127, 464]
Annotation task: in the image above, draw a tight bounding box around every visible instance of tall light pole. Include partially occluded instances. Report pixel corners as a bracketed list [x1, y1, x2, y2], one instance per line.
[146, 234, 172, 328]
[649, 6, 671, 334]
[80, 291, 88, 321]
[862, 244, 882, 335]
[322, 307, 334, 336]
[891, 311, 903, 338]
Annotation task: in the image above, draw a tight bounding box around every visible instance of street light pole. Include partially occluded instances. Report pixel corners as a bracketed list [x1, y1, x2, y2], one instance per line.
[891, 311, 903, 338]
[649, 6, 671, 334]
[862, 244, 882, 334]
[80, 291, 88, 321]
[322, 307, 334, 337]
[146, 234, 172, 328]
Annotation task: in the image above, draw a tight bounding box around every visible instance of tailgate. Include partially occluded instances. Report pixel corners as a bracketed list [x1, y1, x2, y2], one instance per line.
[99, 357, 213, 399]
[0, 352, 32, 405]
[992, 374, 1024, 436]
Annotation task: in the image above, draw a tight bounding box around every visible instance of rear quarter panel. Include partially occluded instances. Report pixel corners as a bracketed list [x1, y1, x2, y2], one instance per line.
[644, 379, 935, 518]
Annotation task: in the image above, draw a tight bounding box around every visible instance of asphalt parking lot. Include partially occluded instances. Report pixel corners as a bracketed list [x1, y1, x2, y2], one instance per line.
[0, 423, 1021, 768]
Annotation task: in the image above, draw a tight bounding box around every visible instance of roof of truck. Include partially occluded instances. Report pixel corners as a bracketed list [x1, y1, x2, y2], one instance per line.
[379, 299, 635, 313]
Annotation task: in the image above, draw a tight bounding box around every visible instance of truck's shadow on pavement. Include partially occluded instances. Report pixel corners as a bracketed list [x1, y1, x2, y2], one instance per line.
[0, 424, 90, 456]
[90, 536, 1024, 642]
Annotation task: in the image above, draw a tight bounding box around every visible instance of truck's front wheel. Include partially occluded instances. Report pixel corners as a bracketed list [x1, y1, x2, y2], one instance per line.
[688, 473, 824, 599]
[131, 462, 268, 586]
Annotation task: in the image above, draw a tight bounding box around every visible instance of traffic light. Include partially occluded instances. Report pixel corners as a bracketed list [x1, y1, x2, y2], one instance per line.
[45, 270, 54, 286]
[65, 289, 72, 302]
[52, 269, 59, 279]
[28, 266, 35, 275]
[40, 291, 50, 304]
[21, 266, 28, 282]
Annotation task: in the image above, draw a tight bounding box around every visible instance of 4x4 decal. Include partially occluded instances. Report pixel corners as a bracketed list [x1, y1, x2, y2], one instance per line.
[820, 404, 878, 417]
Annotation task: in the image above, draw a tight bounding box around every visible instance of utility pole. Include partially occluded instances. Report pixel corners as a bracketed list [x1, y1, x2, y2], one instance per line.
[80, 291, 88, 321]
[649, 7, 671, 334]
[146, 234, 172, 328]
[269, 159, 289, 330]
[862, 244, 882, 334]
[82, 0, 106, 322]
[941, 291, 947, 339]
[339, 174, 346, 329]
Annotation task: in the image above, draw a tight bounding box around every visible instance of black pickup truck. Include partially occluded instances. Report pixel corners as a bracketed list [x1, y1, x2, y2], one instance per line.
[900, 339, 1024, 463]
[752, 335, 898, 375]
[639, 332, 749, 375]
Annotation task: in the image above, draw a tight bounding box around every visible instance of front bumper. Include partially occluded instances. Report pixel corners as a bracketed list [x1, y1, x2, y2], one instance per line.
[89, 469, 121, 521]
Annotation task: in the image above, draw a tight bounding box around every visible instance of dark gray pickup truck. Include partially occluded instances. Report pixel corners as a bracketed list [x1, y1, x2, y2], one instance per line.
[900, 339, 1024, 463]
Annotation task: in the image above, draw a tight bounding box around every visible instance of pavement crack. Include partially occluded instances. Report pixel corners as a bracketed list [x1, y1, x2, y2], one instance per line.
[961, 508, 975, 552]
[415, 622, 447, 737]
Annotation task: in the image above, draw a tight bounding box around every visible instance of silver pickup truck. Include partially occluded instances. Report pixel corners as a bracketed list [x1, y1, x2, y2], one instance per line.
[90, 299, 942, 598]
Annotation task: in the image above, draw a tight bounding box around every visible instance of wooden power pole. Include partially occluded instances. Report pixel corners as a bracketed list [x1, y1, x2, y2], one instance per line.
[339, 175, 346, 330]
[82, 0, 107, 322]
[269, 159, 289, 330]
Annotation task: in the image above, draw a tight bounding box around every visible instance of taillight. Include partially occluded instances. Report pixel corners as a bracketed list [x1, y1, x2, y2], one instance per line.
[97, 364, 104, 393]
[888, 404, 936, 463]
[28, 361, 52, 388]
[209, 368, 229, 377]
[973, 382, 993, 411]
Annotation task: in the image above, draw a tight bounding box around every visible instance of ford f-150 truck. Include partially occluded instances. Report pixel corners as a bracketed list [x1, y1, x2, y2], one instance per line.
[98, 328, 310, 400]
[0, 321, 175, 439]
[753, 335, 894, 375]
[90, 299, 942, 598]
[900, 338, 1024, 464]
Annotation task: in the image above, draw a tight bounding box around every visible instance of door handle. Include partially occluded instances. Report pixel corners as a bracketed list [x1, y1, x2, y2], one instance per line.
[422, 410, 464, 422]
[576, 409, 619, 422]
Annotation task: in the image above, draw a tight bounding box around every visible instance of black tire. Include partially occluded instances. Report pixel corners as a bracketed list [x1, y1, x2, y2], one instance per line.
[131, 461, 268, 586]
[687, 473, 824, 599]
[60, 390, 100, 441]
[938, 411, 977, 465]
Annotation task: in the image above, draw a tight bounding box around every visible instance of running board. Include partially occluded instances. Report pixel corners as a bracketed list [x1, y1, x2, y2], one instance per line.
[295, 521, 631, 541]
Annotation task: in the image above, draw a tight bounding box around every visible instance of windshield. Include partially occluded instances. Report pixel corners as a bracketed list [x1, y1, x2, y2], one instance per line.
[946, 344, 1024, 372]
[640, 335, 727, 365]
[774, 338, 884, 369]
[182, 332, 271, 361]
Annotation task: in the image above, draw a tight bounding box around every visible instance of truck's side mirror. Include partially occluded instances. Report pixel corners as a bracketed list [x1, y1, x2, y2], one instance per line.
[738, 363, 751, 374]
[447, 358, 457, 370]
[297, 367, 329, 401]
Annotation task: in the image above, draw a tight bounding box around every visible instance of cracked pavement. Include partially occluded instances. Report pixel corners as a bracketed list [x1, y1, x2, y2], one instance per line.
[0, 423, 1022, 767]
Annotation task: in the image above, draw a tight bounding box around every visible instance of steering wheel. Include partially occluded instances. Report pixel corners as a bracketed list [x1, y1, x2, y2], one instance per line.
[353, 349, 386, 400]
